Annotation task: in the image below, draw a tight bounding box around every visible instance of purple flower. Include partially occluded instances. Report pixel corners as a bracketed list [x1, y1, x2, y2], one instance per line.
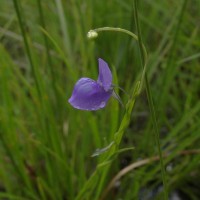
[68, 58, 113, 110]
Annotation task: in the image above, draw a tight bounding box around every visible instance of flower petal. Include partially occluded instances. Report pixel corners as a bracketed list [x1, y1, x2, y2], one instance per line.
[68, 78, 112, 110]
[97, 58, 112, 91]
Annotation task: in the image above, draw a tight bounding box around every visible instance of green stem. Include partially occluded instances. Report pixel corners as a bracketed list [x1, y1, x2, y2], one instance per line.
[12, 0, 41, 98]
[90, 12, 168, 200]
[92, 27, 147, 92]
[55, 0, 72, 57]
[133, 0, 168, 199]
[93, 27, 148, 65]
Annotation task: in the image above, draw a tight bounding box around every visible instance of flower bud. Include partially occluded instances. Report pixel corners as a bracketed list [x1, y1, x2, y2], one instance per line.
[87, 30, 98, 39]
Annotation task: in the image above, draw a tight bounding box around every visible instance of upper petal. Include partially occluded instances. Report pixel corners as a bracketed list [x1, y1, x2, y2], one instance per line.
[68, 78, 112, 110]
[97, 58, 112, 91]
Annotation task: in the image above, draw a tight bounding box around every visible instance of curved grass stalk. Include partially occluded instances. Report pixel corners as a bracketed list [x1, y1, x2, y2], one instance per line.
[76, 26, 148, 200]
[86, 19, 168, 200]
[133, 0, 168, 199]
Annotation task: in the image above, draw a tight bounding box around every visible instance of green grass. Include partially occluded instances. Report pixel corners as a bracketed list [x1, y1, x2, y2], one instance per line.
[0, 0, 200, 199]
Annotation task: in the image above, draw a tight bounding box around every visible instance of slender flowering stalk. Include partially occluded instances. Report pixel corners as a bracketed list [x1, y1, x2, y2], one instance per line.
[89, 27, 148, 66]
[133, 0, 168, 199]
[86, 26, 168, 199]
[88, 27, 147, 93]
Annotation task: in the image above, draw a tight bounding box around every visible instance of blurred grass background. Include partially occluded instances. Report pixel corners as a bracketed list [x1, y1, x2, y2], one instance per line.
[0, 0, 200, 199]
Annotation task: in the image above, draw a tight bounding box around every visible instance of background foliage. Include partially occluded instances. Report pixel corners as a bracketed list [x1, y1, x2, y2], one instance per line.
[0, 0, 200, 199]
